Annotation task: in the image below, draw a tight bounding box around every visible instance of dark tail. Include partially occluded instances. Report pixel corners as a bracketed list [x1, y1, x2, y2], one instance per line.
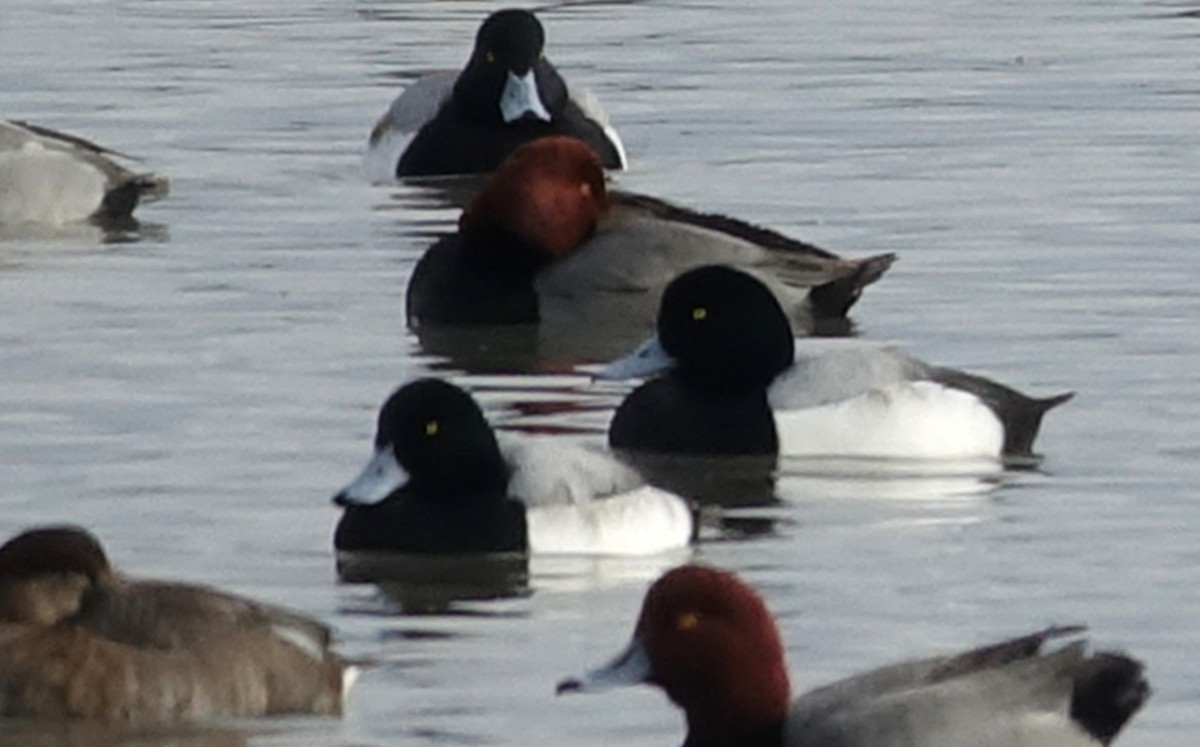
[809, 252, 897, 319]
[931, 368, 1073, 460]
[1001, 390, 1075, 459]
[95, 173, 169, 224]
[1071, 651, 1150, 745]
[132, 173, 170, 203]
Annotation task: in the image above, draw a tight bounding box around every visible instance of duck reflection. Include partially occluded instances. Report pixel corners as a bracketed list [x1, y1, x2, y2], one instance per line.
[0, 219, 169, 245]
[336, 552, 530, 616]
[777, 456, 1006, 502]
[0, 721, 247, 747]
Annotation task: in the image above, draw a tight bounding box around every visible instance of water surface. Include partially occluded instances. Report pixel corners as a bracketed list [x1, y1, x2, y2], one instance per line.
[2, 0, 1198, 745]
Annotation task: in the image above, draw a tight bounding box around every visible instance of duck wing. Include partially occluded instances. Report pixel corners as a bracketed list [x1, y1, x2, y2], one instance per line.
[611, 192, 838, 259]
[767, 339, 932, 410]
[6, 120, 136, 160]
[369, 71, 457, 144]
[609, 191, 894, 306]
[499, 433, 644, 508]
[73, 579, 332, 655]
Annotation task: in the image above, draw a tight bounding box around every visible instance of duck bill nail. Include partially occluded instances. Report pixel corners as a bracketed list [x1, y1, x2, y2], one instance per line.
[501, 70, 551, 123]
[332, 446, 408, 506]
[556, 637, 652, 695]
[594, 335, 677, 381]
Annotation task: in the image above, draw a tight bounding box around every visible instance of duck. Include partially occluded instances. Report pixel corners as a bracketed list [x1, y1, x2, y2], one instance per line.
[557, 564, 1150, 747]
[331, 378, 693, 557]
[366, 8, 626, 179]
[0, 525, 350, 722]
[598, 265, 1072, 462]
[406, 136, 895, 340]
[0, 120, 168, 225]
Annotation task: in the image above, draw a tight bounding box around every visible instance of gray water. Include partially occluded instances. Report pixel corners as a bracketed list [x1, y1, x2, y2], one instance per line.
[2, 0, 1198, 745]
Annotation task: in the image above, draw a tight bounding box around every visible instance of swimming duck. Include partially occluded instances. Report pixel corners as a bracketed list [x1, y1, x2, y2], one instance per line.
[599, 265, 1072, 461]
[0, 525, 350, 722]
[558, 564, 1149, 747]
[367, 8, 626, 179]
[332, 378, 693, 557]
[0, 120, 168, 225]
[406, 136, 894, 338]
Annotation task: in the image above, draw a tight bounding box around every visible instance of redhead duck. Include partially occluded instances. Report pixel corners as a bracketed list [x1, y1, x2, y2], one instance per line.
[406, 136, 894, 337]
[367, 9, 626, 179]
[332, 378, 693, 557]
[0, 120, 168, 225]
[0, 526, 350, 722]
[558, 565, 1149, 747]
[599, 265, 1072, 461]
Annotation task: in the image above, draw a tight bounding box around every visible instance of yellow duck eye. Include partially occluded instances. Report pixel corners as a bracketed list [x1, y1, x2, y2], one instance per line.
[692, 307, 708, 321]
[676, 611, 700, 632]
[425, 420, 440, 436]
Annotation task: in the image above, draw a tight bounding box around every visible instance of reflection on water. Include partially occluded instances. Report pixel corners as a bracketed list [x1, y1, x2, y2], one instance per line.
[415, 318, 659, 374]
[378, 175, 486, 211]
[417, 323, 590, 375]
[618, 450, 781, 507]
[778, 456, 1006, 502]
[0, 721, 248, 747]
[529, 551, 693, 595]
[620, 450, 1003, 539]
[0, 219, 169, 246]
[336, 552, 530, 615]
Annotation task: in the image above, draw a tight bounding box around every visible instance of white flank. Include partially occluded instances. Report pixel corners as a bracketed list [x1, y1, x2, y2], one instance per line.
[1008, 713, 1097, 747]
[776, 381, 1005, 460]
[341, 665, 361, 700]
[0, 142, 107, 224]
[362, 125, 414, 183]
[526, 486, 692, 556]
[574, 87, 627, 168]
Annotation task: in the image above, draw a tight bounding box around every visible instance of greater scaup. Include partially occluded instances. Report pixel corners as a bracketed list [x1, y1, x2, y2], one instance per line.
[332, 378, 693, 557]
[366, 9, 626, 179]
[600, 265, 1072, 461]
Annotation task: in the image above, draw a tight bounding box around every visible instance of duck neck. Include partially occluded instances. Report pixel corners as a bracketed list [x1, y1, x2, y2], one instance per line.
[677, 673, 789, 747]
[413, 453, 509, 498]
[611, 378, 779, 456]
[683, 718, 784, 747]
[422, 228, 540, 323]
[464, 224, 554, 274]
